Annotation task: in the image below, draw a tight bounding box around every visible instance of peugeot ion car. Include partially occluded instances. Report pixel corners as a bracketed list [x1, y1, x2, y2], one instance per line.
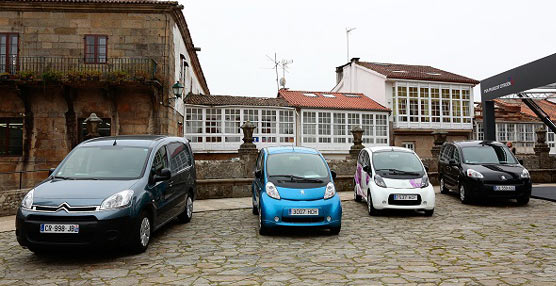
[354, 146, 435, 216]
[251, 146, 342, 235]
[16, 135, 196, 253]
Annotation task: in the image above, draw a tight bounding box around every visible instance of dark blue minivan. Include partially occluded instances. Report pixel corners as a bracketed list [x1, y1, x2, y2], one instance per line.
[16, 135, 196, 253]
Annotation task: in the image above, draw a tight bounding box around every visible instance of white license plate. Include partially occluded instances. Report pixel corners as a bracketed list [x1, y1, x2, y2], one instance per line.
[494, 185, 516, 191]
[40, 224, 79, 234]
[289, 208, 319, 216]
[393, 194, 418, 200]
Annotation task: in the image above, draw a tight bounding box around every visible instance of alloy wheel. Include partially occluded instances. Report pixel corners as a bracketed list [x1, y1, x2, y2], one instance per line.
[139, 217, 151, 247]
[186, 196, 193, 218]
[459, 185, 466, 202]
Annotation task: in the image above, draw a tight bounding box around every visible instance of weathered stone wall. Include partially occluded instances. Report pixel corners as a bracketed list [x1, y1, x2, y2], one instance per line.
[0, 189, 28, 216]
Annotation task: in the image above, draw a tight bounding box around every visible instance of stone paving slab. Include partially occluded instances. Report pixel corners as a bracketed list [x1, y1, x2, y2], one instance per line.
[0, 188, 555, 285]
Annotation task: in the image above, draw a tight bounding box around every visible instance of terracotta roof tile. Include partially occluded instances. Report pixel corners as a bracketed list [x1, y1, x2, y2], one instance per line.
[492, 98, 556, 120]
[356, 61, 479, 85]
[278, 89, 390, 112]
[185, 94, 292, 107]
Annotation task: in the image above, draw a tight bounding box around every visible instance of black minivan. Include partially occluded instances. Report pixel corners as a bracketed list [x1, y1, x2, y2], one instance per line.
[16, 135, 196, 253]
[438, 141, 531, 205]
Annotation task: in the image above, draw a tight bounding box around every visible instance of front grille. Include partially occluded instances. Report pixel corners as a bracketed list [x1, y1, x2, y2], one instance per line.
[27, 215, 98, 222]
[388, 194, 422, 206]
[33, 204, 98, 212]
[282, 217, 324, 223]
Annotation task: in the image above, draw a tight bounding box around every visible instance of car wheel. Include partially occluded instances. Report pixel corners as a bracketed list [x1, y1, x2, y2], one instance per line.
[367, 190, 380, 216]
[353, 179, 362, 202]
[130, 211, 151, 253]
[440, 177, 449, 194]
[424, 209, 434, 217]
[516, 195, 530, 206]
[258, 204, 268, 235]
[177, 193, 193, 223]
[459, 184, 472, 204]
[330, 225, 341, 235]
[252, 193, 259, 215]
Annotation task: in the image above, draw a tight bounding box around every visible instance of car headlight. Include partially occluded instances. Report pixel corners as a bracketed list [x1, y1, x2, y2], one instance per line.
[21, 189, 34, 210]
[420, 175, 430, 188]
[521, 169, 530, 179]
[324, 182, 336, 199]
[100, 190, 134, 210]
[374, 174, 387, 188]
[466, 169, 484, 179]
[265, 182, 280, 200]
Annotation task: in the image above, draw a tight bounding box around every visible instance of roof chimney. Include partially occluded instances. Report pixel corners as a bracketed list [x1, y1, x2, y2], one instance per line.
[351, 57, 360, 63]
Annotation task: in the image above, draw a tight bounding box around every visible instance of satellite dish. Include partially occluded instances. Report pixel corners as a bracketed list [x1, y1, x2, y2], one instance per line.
[280, 77, 286, 88]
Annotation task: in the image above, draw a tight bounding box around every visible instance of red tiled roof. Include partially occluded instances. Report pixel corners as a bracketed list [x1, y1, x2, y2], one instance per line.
[494, 98, 556, 120]
[355, 61, 479, 85]
[278, 89, 390, 112]
[185, 94, 292, 107]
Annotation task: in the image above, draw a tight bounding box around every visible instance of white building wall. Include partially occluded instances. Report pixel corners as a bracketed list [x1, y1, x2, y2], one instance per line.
[332, 63, 388, 107]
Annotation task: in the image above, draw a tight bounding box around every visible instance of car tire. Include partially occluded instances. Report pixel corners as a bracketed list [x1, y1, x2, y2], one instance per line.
[330, 225, 341, 235]
[130, 211, 152, 254]
[516, 195, 530, 206]
[367, 190, 380, 216]
[354, 179, 362, 202]
[177, 193, 193, 223]
[258, 204, 268, 235]
[440, 177, 449, 194]
[459, 184, 472, 204]
[252, 193, 259, 215]
[424, 209, 434, 217]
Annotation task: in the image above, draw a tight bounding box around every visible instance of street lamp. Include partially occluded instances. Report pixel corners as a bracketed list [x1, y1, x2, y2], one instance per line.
[172, 81, 185, 99]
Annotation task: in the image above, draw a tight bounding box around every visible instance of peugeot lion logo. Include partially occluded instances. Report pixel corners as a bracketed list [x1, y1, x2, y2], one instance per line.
[300, 190, 305, 195]
[501, 175, 507, 180]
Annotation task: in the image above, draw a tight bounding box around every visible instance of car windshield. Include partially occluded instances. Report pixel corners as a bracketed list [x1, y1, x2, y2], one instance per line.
[55, 146, 151, 180]
[462, 145, 517, 164]
[267, 153, 329, 179]
[372, 151, 424, 174]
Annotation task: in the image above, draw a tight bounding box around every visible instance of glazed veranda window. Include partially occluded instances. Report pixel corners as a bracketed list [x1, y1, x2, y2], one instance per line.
[267, 153, 329, 179]
[55, 146, 151, 180]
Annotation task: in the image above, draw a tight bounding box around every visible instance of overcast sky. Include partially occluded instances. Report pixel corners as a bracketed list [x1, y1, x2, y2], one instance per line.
[181, 0, 555, 101]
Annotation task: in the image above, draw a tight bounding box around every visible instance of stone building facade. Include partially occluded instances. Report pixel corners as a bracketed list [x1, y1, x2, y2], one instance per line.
[0, 0, 209, 190]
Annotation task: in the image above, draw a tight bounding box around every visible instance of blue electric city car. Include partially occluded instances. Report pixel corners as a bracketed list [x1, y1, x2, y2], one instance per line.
[251, 146, 342, 235]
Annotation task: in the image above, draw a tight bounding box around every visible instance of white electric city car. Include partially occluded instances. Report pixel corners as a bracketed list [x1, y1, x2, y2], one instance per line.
[353, 146, 435, 216]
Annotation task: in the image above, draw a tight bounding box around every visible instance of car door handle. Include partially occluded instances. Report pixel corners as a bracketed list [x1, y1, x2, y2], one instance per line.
[169, 180, 174, 187]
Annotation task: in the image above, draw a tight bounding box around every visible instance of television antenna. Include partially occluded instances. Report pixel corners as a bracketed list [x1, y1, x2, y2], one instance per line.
[265, 53, 293, 91]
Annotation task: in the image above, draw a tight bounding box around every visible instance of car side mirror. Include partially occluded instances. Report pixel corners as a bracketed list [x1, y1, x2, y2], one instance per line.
[424, 165, 429, 173]
[48, 168, 55, 176]
[449, 159, 457, 166]
[153, 168, 171, 183]
[255, 170, 262, 179]
[518, 159, 524, 165]
[330, 170, 337, 180]
[363, 165, 372, 175]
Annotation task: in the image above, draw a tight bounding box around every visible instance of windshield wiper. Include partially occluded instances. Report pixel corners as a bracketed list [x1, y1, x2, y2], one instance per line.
[375, 169, 421, 176]
[270, 174, 323, 183]
[52, 175, 75, 180]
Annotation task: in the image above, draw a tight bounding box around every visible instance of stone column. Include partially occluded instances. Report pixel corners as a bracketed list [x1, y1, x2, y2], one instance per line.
[431, 131, 448, 158]
[84, 113, 103, 140]
[534, 127, 551, 169]
[239, 121, 258, 177]
[349, 126, 365, 159]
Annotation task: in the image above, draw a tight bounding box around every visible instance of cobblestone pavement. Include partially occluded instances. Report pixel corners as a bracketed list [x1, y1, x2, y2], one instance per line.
[1, 192, 556, 285]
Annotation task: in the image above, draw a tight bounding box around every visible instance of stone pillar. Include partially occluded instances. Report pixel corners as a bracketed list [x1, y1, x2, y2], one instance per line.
[84, 113, 103, 140]
[239, 121, 258, 177]
[349, 126, 364, 159]
[534, 127, 551, 169]
[431, 131, 448, 158]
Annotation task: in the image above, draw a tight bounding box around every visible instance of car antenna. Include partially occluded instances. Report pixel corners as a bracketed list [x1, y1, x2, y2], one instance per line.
[113, 135, 117, 146]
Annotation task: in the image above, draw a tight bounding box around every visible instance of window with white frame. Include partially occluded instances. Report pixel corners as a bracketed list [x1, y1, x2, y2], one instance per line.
[318, 112, 331, 143]
[279, 110, 294, 143]
[402, 142, 415, 151]
[224, 109, 241, 142]
[376, 114, 388, 144]
[333, 112, 346, 143]
[261, 110, 277, 143]
[409, 87, 419, 122]
[185, 108, 203, 142]
[420, 87, 430, 123]
[462, 89, 471, 123]
[397, 86, 408, 122]
[347, 113, 360, 143]
[441, 88, 451, 123]
[205, 109, 222, 142]
[362, 114, 374, 144]
[431, 88, 440, 122]
[474, 122, 542, 148]
[303, 111, 317, 143]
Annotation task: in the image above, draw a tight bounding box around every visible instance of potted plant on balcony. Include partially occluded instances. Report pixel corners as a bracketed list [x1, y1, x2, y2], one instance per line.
[17, 70, 38, 81]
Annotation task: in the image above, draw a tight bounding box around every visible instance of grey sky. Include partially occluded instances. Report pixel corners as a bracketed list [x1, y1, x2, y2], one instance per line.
[182, 0, 555, 100]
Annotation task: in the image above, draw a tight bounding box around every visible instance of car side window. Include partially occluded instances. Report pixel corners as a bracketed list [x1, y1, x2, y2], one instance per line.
[255, 151, 263, 172]
[152, 145, 169, 174]
[358, 150, 365, 165]
[364, 151, 370, 167]
[441, 145, 453, 162]
[453, 147, 460, 163]
[167, 142, 190, 174]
